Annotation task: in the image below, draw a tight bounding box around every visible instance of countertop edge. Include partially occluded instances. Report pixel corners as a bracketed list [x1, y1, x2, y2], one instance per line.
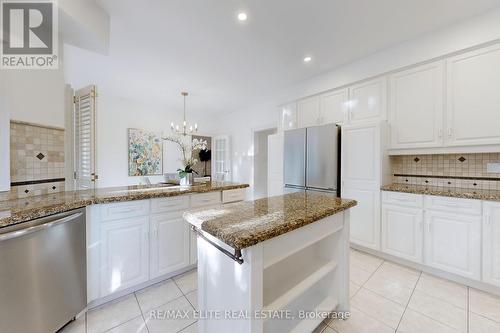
[381, 184, 500, 202]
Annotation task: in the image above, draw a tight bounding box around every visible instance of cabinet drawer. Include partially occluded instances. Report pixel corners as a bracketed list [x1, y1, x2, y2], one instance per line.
[424, 196, 481, 215]
[222, 189, 246, 204]
[382, 191, 423, 208]
[191, 192, 221, 208]
[100, 200, 150, 221]
[151, 196, 189, 214]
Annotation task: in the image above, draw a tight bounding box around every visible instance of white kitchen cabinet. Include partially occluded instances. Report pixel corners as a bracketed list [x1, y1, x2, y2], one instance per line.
[297, 96, 321, 128]
[100, 216, 150, 297]
[0, 112, 9, 192]
[483, 202, 500, 287]
[341, 122, 382, 189]
[150, 213, 190, 279]
[382, 204, 423, 263]
[348, 77, 386, 123]
[319, 89, 348, 125]
[268, 133, 284, 197]
[343, 187, 380, 250]
[389, 61, 444, 149]
[424, 210, 481, 280]
[280, 103, 298, 131]
[447, 44, 500, 146]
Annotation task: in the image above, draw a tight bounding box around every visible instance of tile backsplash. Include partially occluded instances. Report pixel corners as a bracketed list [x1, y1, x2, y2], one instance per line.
[6, 121, 66, 199]
[391, 153, 500, 190]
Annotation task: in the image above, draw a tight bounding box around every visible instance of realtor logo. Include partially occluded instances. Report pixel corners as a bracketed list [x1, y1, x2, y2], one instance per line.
[1, 0, 58, 69]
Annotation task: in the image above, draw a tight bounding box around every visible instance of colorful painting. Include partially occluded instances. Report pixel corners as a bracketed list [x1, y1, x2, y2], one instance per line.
[128, 129, 163, 176]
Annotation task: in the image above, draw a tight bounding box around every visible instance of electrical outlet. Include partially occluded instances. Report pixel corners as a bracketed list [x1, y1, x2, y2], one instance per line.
[487, 163, 500, 173]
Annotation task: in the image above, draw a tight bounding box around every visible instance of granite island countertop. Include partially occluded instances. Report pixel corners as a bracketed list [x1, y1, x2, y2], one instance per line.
[183, 191, 357, 250]
[381, 183, 500, 202]
[0, 182, 249, 228]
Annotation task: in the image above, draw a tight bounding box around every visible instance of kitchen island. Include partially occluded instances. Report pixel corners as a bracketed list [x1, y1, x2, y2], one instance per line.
[183, 191, 356, 333]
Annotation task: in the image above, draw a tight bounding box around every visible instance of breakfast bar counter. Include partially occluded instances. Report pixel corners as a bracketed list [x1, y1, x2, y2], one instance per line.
[183, 192, 356, 333]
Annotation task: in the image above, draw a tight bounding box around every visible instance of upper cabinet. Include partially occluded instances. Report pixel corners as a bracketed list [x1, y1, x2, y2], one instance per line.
[0, 112, 9, 192]
[389, 61, 444, 149]
[320, 88, 348, 125]
[297, 96, 320, 128]
[348, 77, 387, 124]
[280, 103, 298, 131]
[446, 44, 500, 147]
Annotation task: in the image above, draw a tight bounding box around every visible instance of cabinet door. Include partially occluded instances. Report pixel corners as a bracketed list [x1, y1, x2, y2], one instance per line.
[280, 103, 298, 131]
[483, 202, 500, 287]
[446, 44, 500, 146]
[320, 89, 348, 125]
[382, 204, 423, 263]
[0, 112, 9, 192]
[348, 78, 386, 123]
[424, 211, 481, 280]
[389, 62, 444, 149]
[100, 217, 150, 297]
[297, 96, 320, 128]
[342, 187, 380, 250]
[151, 213, 190, 279]
[341, 123, 380, 189]
[267, 134, 284, 197]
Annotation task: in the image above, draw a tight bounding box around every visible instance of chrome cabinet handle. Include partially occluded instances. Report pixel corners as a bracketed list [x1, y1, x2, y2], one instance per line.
[0, 212, 83, 242]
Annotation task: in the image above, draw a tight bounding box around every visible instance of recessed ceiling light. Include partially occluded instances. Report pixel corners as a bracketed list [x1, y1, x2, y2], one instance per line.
[237, 12, 248, 21]
[303, 56, 312, 63]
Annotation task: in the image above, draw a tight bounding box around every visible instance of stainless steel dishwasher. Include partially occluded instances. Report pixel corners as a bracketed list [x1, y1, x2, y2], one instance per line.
[0, 209, 87, 333]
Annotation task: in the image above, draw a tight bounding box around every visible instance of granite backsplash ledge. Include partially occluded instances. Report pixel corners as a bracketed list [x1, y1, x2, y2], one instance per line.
[390, 153, 500, 190]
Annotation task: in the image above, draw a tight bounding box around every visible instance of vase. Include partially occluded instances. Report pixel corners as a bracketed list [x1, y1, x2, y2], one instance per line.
[180, 173, 194, 186]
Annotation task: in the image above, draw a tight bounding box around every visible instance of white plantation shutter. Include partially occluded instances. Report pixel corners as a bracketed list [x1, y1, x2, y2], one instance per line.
[74, 85, 97, 190]
[212, 135, 231, 181]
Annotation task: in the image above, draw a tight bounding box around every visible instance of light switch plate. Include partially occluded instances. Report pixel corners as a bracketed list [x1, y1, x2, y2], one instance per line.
[487, 163, 500, 173]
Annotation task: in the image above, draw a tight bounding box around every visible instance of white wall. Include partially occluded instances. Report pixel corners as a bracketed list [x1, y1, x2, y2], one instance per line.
[96, 94, 204, 188]
[203, 8, 500, 189]
[253, 128, 277, 199]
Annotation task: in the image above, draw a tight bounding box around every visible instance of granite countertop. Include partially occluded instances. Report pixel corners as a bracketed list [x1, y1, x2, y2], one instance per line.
[183, 191, 357, 250]
[0, 182, 249, 228]
[381, 183, 500, 202]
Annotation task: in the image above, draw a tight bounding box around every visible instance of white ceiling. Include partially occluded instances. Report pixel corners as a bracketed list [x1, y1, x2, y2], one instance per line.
[64, 0, 500, 118]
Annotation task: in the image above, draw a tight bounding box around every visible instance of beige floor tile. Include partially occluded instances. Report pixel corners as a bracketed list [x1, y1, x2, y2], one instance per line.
[408, 290, 466, 332]
[364, 271, 414, 306]
[329, 307, 395, 333]
[174, 269, 198, 294]
[469, 288, 500, 322]
[186, 290, 198, 310]
[349, 282, 361, 298]
[469, 312, 500, 333]
[350, 263, 374, 286]
[415, 273, 467, 309]
[145, 296, 196, 333]
[370, 262, 420, 290]
[59, 315, 86, 333]
[135, 279, 183, 313]
[350, 249, 383, 272]
[179, 322, 198, 332]
[397, 309, 460, 333]
[312, 321, 330, 333]
[322, 326, 338, 333]
[107, 316, 148, 333]
[87, 295, 142, 333]
[351, 288, 405, 329]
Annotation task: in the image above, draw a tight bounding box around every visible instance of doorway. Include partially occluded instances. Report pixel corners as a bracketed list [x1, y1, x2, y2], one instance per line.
[253, 127, 277, 199]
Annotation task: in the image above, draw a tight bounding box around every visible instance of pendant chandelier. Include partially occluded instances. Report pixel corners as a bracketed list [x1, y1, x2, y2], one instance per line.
[170, 91, 198, 136]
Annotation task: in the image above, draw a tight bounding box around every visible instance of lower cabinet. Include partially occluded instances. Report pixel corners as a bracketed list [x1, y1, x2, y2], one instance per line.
[483, 202, 500, 287]
[100, 216, 150, 296]
[381, 205, 423, 263]
[150, 212, 190, 279]
[424, 210, 481, 280]
[343, 187, 380, 250]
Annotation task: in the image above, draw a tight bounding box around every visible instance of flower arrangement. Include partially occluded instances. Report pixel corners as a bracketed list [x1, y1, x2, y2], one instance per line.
[163, 135, 207, 181]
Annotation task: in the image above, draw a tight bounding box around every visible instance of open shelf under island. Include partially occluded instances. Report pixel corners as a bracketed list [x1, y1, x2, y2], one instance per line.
[183, 191, 357, 333]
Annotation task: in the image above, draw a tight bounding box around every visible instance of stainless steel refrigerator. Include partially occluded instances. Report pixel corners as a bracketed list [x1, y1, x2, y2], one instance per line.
[284, 124, 340, 194]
